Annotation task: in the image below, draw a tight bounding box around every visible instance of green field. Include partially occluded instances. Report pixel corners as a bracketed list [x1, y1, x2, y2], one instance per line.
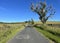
[0, 23, 25, 43]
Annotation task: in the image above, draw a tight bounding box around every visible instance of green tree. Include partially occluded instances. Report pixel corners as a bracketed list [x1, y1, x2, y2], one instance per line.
[31, 0, 55, 24]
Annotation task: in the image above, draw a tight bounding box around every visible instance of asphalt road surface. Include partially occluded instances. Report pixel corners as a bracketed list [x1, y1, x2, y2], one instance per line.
[7, 25, 49, 43]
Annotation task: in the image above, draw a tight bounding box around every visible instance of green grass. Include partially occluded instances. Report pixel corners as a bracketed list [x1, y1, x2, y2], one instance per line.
[0, 24, 25, 43]
[35, 25, 60, 43]
[40, 25, 60, 36]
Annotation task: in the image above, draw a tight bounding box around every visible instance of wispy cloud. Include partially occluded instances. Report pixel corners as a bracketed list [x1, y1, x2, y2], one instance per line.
[0, 6, 7, 11]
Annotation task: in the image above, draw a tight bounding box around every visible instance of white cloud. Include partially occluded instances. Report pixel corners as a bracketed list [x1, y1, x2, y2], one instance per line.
[0, 6, 7, 11]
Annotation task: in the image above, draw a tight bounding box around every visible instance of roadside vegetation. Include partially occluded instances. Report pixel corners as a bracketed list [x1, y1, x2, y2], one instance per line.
[0, 23, 25, 43]
[34, 24, 60, 43]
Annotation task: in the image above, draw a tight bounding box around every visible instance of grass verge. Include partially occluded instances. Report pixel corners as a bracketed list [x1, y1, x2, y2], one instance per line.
[35, 26, 60, 43]
[0, 24, 25, 43]
[40, 25, 60, 37]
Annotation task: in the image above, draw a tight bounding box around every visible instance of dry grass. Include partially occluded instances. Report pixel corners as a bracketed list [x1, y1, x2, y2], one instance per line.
[0, 23, 25, 43]
[34, 21, 60, 24]
[34, 21, 60, 43]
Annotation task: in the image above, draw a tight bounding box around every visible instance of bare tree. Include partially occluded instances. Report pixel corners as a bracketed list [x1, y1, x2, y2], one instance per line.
[31, 0, 55, 24]
[31, 18, 34, 24]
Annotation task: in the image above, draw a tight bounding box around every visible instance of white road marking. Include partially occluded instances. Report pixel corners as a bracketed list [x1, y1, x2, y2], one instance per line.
[16, 34, 31, 40]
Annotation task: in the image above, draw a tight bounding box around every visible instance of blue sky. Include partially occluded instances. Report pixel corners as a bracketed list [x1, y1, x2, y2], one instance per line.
[0, 0, 60, 22]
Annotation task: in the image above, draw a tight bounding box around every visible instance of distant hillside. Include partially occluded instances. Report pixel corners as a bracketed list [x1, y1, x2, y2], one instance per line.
[0, 22, 25, 24]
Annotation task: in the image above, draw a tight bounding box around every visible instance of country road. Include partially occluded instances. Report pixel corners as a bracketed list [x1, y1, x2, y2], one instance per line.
[7, 25, 49, 43]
